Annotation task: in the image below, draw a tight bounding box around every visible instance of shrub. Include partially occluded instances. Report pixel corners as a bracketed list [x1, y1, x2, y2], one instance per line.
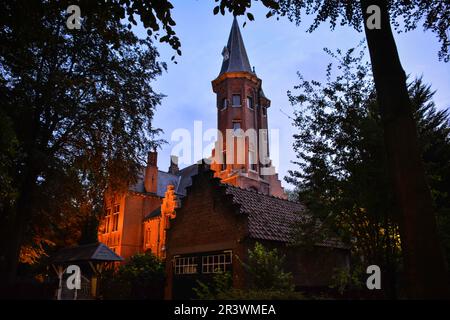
[101, 252, 165, 299]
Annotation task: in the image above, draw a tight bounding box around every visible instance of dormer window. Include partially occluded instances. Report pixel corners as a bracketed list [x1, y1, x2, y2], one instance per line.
[247, 96, 254, 109]
[232, 94, 241, 107]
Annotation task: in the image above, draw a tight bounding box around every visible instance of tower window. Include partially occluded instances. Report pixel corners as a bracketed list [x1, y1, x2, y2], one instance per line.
[247, 96, 254, 109]
[262, 106, 267, 116]
[249, 143, 257, 171]
[232, 121, 241, 134]
[222, 151, 227, 171]
[220, 98, 228, 110]
[232, 94, 241, 107]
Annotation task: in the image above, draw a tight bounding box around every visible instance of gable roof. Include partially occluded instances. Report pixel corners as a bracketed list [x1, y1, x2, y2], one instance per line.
[175, 164, 198, 196]
[219, 17, 253, 76]
[51, 242, 123, 264]
[223, 185, 347, 249]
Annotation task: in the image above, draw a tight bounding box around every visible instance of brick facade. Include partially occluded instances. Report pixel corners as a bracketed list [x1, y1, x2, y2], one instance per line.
[97, 18, 349, 300]
[164, 168, 350, 299]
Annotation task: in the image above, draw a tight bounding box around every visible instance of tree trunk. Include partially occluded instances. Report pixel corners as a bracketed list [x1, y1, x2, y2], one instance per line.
[360, 0, 450, 298]
[0, 161, 36, 286]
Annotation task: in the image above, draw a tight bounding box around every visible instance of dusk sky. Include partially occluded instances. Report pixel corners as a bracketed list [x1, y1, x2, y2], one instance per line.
[136, 1, 450, 189]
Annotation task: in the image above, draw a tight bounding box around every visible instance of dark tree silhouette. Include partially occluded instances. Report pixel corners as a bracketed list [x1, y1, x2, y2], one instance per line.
[210, 0, 450, 298]
[0, 1, 166, 284]
[287, 46, 450, 298]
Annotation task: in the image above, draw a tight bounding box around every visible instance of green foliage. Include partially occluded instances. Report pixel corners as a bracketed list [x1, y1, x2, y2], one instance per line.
[193, 271, 233, 300]
[194, 271, 304, 300]
[0, 1, 180, 52]
[213, 1, 449, 61]
[194, 242, 302, 300]
[118, 253, 165, 283]
[330, 265, 364, 295]
[286, 44, 450, 297]
[101, 253, 165, 300]
[242, 242, 294, 291]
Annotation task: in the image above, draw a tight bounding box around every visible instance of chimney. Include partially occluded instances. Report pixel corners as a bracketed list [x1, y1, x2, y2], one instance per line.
[144, 151, 158, 193]
[168, 155, 179, 175]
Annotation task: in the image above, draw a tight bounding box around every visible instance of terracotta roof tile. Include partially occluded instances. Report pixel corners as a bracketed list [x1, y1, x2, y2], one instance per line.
[224, 185, 306, 242]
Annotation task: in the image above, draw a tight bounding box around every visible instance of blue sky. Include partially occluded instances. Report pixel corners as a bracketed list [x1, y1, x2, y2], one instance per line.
[136, 1, 450, 189]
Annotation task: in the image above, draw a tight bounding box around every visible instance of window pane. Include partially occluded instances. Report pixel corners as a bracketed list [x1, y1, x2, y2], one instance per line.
[222, 98, 228, 108]
[201, 252, 233, 274]
[232, 94, 241, 106]
[175, 256, 198, 275]
[104, 217, 110, 233]
[247, 96, 253, 109]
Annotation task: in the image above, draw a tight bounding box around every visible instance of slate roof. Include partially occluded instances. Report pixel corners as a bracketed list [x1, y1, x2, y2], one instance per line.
[141, 163, 199, 220]
[51, 242, 123, 264]
[144, 206, 161, 220]
[219, 17, 253, 76]
[129, 164, 198, 198]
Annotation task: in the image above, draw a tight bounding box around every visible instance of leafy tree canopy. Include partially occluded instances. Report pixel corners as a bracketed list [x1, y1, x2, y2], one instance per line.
[0, 1, 166, 279]
[286, 44, 450, 297]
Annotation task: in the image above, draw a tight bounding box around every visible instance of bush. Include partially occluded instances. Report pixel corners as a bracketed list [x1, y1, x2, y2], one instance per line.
[101, 252, 165, 299]
[242, 242, 294, 291]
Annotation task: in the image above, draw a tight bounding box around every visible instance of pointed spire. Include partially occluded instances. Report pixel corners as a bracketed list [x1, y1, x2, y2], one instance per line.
[219, 17, 252, 75]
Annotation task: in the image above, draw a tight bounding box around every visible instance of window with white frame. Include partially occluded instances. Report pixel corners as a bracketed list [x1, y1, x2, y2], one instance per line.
[232, 94, 241, 107]
[221, 98, 228, 110]
[247, 96, 254, 109]
[174, 256, 198, 274]
[202, 251, 232, 274]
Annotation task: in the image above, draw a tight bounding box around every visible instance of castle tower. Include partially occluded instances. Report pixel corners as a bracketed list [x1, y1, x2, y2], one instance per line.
[211, 18, 286, 199]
